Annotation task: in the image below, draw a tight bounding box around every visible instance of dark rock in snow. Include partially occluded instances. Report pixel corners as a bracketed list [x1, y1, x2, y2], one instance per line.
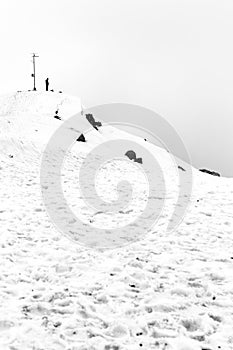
[85, 113, 102, 130]
[135, 157, 143, 164]
[125, 150, 143, 164]
[76, 134, 86, 142]
[125, 150, 136, 161]
[199, 169, 220, 177]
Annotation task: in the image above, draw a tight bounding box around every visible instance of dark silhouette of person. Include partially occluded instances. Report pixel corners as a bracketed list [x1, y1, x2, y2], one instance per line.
[45, 78, 49, 91]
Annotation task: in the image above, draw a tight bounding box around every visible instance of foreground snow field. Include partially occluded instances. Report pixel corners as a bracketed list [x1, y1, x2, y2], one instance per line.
[0, 92, 233, 350]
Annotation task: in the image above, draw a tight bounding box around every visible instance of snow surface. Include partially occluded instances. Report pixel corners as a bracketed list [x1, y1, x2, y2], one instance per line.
[0, 91, 233, 350]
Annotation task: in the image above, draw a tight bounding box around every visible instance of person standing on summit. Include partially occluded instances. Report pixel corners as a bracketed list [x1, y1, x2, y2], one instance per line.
[45, 78, 49, 91]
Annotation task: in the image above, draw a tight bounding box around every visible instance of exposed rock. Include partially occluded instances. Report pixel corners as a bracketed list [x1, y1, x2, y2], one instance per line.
[199, 169, 220, 177]
[125, 150, 143, 164]
[125, 150, 136, 161]
[76, 133, 86, 142]
[135, 157, 143, 164]
[85, 113, 102, 130]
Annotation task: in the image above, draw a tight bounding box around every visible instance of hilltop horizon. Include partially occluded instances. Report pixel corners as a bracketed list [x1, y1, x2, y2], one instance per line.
[0, 89, 228, 178]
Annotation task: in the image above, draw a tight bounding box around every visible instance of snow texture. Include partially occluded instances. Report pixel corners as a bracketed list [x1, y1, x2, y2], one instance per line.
[0, 91, 232, 350]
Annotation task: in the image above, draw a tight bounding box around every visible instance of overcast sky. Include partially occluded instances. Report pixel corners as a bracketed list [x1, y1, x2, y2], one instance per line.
[0, 0, 233, 176]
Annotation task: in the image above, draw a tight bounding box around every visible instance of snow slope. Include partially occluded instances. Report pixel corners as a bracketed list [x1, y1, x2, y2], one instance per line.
[0, 91, 233, 350]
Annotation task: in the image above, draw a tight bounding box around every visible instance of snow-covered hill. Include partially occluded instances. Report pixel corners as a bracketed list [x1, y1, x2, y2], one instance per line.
[0, 91, 232, 350]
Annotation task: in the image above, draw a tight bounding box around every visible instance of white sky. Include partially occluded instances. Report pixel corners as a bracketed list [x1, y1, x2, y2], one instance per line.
[0, 0, 233, 176]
